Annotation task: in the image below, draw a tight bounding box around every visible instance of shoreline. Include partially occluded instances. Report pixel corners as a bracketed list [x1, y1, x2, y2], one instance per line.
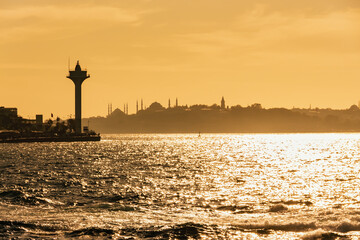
[0, 135, 101, 143]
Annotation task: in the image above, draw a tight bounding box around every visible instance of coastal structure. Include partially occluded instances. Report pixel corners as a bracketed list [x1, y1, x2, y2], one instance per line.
[0, 62, 100, 143]
[67, 61, 90, 134]
[0, 106, 42, 128]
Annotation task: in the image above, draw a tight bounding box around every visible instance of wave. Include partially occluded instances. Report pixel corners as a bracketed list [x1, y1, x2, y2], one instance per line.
[235, 221, 317, 232]
[0, 220, 58, 239]
[120, 222, 204, 239]
[67, 227, 115, 237]
[1, 220, 359, 239]
[0, 190, 63, 206]
[332, 220, 360, 233]
[234, 218, 360, 234]
[0, 220, 56, 231]
[215, 205, 256, 214]
[117, 221, 356, 238]
[58, 192, 143, 209]
[215, 200, 312, 214]
[217, 205, 251, 211]
[268, 204, 289, 212]
[104, 192, 141, 202]
[301, 229, 344, 240]
[270, 199, 313, 206]
[68, 223, 205, 239]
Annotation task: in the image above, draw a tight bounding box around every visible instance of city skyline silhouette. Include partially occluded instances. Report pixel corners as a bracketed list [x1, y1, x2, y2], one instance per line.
[1, 0, 359, 119]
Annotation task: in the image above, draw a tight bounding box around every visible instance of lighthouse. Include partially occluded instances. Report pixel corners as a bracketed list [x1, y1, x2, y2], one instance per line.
[67, 61, 90, 134]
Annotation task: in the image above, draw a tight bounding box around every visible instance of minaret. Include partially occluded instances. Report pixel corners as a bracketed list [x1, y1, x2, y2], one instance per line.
[108, 103, 112, 116]
[136, 100, 139, 113]
[141, 99, 143, 110]
[168, 98, 171, 109]
[221, 96, 225, 109]
[176, 98, 178, 107]
[67, 60, 90, 134]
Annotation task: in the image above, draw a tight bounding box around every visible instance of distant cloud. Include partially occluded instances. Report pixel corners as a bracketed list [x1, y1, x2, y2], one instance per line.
[0, 6, 141, 23]
[0, 5, 147, 44]
[174, 7, 360, 59]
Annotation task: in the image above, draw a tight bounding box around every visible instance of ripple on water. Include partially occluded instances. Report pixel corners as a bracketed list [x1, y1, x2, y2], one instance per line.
[1, 133, 360, 239]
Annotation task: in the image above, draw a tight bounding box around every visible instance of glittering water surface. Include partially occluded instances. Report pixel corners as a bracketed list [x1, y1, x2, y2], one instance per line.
[1, 134, 360, 239]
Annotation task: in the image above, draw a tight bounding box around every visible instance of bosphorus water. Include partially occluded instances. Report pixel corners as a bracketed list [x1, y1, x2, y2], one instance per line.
[1, 133, 360, 239]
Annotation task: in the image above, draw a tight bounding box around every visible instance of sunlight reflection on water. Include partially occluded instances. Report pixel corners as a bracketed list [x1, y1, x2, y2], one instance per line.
[1, 133, 360, 239]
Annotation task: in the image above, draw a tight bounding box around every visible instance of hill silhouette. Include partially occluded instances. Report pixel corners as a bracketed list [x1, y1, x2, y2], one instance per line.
[84, 103, 360, 133]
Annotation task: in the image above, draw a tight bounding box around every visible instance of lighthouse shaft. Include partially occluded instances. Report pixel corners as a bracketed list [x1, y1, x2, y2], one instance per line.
[74, 83, 82, 134]
[66, 61, 90, 134]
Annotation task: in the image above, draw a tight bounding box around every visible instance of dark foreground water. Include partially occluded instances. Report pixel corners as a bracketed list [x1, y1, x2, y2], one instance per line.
[1, 134, 360, 239]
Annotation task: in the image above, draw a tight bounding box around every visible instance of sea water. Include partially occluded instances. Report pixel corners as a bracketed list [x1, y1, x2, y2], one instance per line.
[1, 133, 360, 239]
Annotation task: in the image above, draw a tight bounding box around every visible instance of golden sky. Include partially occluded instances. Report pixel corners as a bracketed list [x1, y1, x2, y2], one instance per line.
[1, 0, 360, 118]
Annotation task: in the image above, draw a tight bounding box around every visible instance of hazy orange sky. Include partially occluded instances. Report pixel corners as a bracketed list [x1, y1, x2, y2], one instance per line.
[1, 0, 360, 118]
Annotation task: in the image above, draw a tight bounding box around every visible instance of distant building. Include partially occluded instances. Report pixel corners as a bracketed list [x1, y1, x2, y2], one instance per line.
[0, 106, 46, 131]
[21, 118, 36, 125]
[147, 102, 165, 112]
[221, 97, 225, 109]
[349, 104, 359, 111]
[176, 98, 178, 107]
[108, 108, 126, 118]
[0, 107, 17, 117]
[0, 107, 19, 129]
[36, 115, 43, 125]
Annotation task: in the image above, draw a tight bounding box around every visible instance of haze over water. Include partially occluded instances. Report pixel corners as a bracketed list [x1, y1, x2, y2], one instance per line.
[1, 134, 360, 239]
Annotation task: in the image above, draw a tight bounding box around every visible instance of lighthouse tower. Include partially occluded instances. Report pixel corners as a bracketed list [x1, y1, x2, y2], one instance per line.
[67, 61, 90, 134]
